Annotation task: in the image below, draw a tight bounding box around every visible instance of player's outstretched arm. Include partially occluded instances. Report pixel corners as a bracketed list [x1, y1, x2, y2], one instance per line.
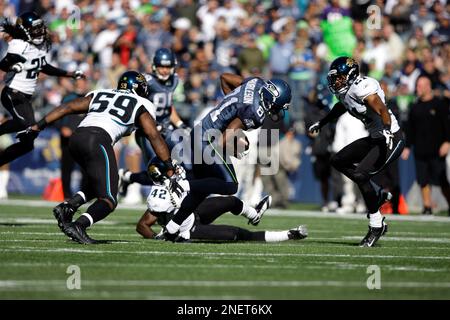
[220, 73, 244, 95]
[41, 63, 85, 79]
[308, 102, 346, 135]
[29, 95, 92, 133]
[136, 210, 158, 239]
[138, 112, 171, 164]
[0, 53, 26, 72]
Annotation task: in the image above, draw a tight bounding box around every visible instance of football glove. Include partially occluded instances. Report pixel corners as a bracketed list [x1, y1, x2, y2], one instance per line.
[11, 62, 24, 73]
[72, 70, 86, 80]
[381, 129, 394, 150]
[308, 122, 321, 135]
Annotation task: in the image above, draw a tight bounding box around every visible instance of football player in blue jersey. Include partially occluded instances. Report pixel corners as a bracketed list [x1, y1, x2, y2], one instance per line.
[159, 73, 292, 241]
[118, 48, 189, 195]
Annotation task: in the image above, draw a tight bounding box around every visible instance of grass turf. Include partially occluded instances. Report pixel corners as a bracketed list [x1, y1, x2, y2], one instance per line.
[0, 201, 449, 300]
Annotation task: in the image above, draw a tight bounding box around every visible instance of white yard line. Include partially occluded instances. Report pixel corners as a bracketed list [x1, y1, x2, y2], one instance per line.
[2, 199, 450, 223]
[343, 236, 450, 244]
[1, 246, 450, 260]
[1, 261, 447, 273]
[1, 279, 450, 289]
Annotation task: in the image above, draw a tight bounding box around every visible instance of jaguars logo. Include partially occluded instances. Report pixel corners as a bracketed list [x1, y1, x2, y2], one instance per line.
[346, 58, 356, 67]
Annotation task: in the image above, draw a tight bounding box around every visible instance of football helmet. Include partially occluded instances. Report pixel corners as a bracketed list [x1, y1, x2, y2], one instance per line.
[259, 79, 291, 120]
[147, 157, 169, 185]
[152, 48, 177, 81]
[327, 56, 359, 95]
[117, 71, 149, 98]
[16, 12, 46, 45]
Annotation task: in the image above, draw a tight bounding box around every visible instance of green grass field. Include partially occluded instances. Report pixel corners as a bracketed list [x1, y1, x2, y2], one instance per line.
[1, 199, 450, 300]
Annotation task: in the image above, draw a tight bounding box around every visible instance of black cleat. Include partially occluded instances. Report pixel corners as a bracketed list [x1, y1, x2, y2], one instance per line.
[118, 168, 131, 197]
[359, 217, 388, 247]
[63, 222, 98, 244]
[377, 189, 392, 210]
[53, 202, 76, 230]
[288, 225, 308, 240]
[249, 195, 272, 226]
[422, 207, 433, 215]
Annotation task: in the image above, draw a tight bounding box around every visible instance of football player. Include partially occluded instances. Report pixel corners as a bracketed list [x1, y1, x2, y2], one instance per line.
[308, 57, 405, 247]
[137, 158, 308, 242]
[118, 48, 189, 195]
[21, 71, 180, 244]
[0, 12, 84, 166]
[160, 73, 292, 241]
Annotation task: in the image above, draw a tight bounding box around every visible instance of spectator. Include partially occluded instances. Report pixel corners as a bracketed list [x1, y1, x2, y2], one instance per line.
[401, 76, 450, 215]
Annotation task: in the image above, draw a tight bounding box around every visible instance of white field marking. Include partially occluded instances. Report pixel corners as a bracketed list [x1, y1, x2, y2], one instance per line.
[1, 279, 450, 289]
[2, 261, 446, 273]
[1, 246, 450, 260]
[343, 236, 450, 244]
[0, 217, 117, 225]
[2, 198, 450, 223]
[0, 231, 129, 237]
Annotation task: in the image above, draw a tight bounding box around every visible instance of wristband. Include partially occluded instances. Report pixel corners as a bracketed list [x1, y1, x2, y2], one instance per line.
[36, 118, 48, 130]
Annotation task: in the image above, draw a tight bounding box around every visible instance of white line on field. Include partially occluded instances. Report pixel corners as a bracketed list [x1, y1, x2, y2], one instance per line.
[2, 199, 450, 223]
[1, 261, 447, 273]
[1, 279, 450, 289]
[1, 246, 449, 260]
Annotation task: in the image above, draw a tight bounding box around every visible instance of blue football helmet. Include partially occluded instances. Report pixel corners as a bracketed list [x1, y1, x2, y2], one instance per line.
[152, 48, 177, 81]
[260, 79, 291, 120]
[16, 12, 46, 45]
[117, 71, 149, 98]
[327, 56, 359, 95]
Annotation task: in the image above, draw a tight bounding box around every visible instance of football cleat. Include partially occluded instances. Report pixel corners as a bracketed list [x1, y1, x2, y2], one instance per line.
[63, 222, 98, 244]
[288, 225, 308, 240]
[118, 168, 131, 197]
[359, 217, 388, 247]
[53, 202, 76, 230]
[248, 195, 272, 226]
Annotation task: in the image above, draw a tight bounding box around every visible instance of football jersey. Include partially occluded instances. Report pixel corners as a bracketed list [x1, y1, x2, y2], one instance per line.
[78, 89, 156, 144]
[5, 39, 48, 95]
[336, 76, 400, 135]
[146, 184, 194, 236]
[144, 73, 179, 125]
[200, 77, 266, 132]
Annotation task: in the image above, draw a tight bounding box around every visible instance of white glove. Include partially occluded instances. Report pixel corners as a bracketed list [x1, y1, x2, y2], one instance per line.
[236, 148, 250, 160]
[382, 129, 394, 150]
[163, 176, 186, 208]
[172, 160, 186, 180]
[73, 70, 85, 80]
[11, 62, 24, 73]
[308, 122, 321, 135]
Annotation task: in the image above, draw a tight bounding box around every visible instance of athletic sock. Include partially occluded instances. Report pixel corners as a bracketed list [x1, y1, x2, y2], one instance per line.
[67, 191, 86, 209]
[240, 202, 257, 220]
[369, 210, 383, 228]
[76, 214, 92, 229]
[264, 231, 290, 242]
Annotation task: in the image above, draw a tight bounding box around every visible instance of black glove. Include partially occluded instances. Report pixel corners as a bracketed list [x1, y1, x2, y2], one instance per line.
[16, 126, 39, 141]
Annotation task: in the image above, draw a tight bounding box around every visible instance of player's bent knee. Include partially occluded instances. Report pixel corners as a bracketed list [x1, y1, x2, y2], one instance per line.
[99, 197, 117, 211]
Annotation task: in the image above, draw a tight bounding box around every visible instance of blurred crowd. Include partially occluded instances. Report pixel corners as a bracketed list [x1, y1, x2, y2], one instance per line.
[0, 0, 449, 210]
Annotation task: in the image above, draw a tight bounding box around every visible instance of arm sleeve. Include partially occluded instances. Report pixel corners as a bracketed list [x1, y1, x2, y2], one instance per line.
[41, 63, 70, 77]
[0, 53, 26, 71]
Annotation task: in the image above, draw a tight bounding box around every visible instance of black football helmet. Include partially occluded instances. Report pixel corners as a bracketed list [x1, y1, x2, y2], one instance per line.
[16, 12, 46, 45]
[152, 48, 177, 81]
[327, 56, 359, 95]
[260, 79, 291, 120]
[117, 71, 149, 98]
[147, 157, 169, 185]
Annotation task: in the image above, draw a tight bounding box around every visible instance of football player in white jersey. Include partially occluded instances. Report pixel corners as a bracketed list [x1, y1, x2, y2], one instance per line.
[308, 57, 405, 247]
[22, 71, 182, 244]
[0, 12, 84, 166]
[136, 158, 308, 242]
